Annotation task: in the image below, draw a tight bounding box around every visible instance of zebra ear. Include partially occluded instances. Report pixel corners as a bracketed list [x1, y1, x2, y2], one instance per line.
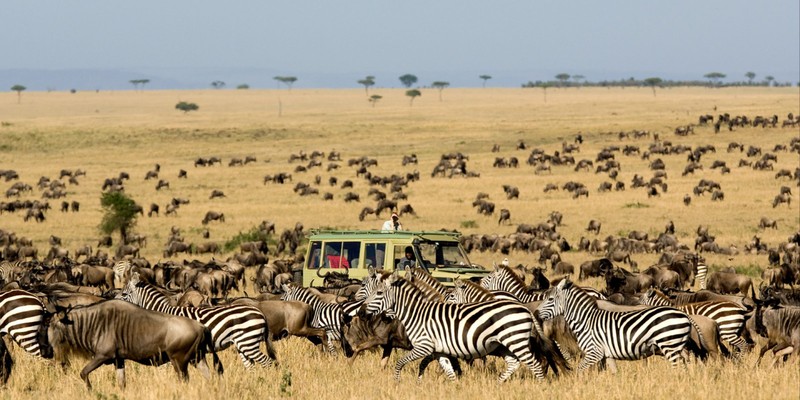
[557, 279, 571, 290]
[403, 267, 414, 282]
[367, 266, 376, 277]
[387, 270, 401, 284]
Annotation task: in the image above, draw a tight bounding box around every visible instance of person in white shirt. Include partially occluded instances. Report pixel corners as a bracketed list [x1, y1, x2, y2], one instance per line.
[381, 213, 402, 231]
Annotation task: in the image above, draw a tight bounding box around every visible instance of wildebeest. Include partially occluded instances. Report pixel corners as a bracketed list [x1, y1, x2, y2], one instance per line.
[202, 211, 225, 225]
[209, 190, 226, 199]
[586, 219, 601, 235]
[706, 271, 753, 296]
[41, 300, 217, 390]
[341, 313, 413, 368]
[578, 258, 614, 280]
[759, 217, 778, 230]
[498, 209, 511, 225]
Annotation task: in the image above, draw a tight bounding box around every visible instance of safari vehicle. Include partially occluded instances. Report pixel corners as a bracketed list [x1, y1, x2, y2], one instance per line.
[299, 230, 488, 288]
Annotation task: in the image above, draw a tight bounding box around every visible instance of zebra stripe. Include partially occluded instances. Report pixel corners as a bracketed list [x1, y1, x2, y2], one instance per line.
[538, 279, 693, 372]
[118, 276, 277, 369]
[0, 261, 23, 283]
[112, 260, 132, 285]
[640, 288, 750, 357]
[363, 271, 545, 383]
[0, 289, 46, 357]
[481, 265, 606, 302]
[445, 279, 517, 303]
[696, 263, 708, 290]
[280, 285, 363, 354]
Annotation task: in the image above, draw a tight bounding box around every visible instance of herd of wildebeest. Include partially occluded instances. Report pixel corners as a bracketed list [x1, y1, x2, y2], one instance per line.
[0, 110, 797, 389]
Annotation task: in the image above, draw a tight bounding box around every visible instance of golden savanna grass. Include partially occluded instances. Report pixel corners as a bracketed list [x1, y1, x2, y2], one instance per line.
[0, 87, 799, 399]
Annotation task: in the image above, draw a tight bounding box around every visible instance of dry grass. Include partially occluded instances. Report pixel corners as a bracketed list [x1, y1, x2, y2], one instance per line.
[0, 87, 799, 398]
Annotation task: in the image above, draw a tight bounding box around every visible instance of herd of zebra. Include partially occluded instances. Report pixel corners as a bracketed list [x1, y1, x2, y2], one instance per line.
[0, 257, 797, 389]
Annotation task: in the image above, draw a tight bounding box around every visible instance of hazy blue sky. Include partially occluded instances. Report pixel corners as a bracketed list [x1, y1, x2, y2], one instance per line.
[2, 0, 798, 89]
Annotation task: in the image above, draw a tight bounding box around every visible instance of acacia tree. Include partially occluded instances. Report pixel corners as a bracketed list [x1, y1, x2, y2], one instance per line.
[399, 74, 418, 88]
[765, 75, 775, 87]
[357, 76, 375, 95]
[572, 74, 585, 86]
[129, 79, 150, 91]
[175, 101, 199, 113]
[643, 77, 663, 97]
[540, 82, 552, 103]
[99, 191, 138, 245]
[10, 85, 26, 104]
[211, 80, 226, 89]
[274, 76, 298, 91]
[704, 72, 726, 87]
[745, 72, 756, 85]
[431, 81, 449, 101]
[479, 75, 492, 88]
[368, 94, 382, 107]
[405, 89, 421, 106]
[555, 73, 571, 87]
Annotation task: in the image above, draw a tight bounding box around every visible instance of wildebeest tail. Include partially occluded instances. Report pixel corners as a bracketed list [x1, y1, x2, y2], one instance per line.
[529, 326, 570, 376]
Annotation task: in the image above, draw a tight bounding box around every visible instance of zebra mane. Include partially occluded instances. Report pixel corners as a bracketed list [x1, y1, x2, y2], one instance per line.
[649, 288, 672, 304]
[461, 280, 494, 297]
[496, 265, 528, 290]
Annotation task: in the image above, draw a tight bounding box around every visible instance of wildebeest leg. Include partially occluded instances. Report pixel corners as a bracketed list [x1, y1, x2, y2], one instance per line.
[115, 358, 126, 389]
[0, 339, 12, 385]
[606, 358, 618, 374]
[755, 341, 777, 367]
[80, 356, 109, 390]
[770, 345, 794, 367]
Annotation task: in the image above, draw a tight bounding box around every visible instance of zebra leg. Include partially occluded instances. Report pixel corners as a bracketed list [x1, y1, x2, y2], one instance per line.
[554, 340, 573, 364]
[497, 356, 521, 383]
[576, 350, 603, 372]
[436, 357, 458, 381]
[394, 343, 433, 381]
[416, 355, 437, 382]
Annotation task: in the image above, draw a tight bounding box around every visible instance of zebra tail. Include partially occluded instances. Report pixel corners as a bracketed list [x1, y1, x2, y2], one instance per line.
[530, 329, 570, 376]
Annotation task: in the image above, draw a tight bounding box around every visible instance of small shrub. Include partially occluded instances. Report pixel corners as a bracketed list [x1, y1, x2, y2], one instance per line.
[623, 202, 649, 209]
[461, 220, 478, 229]
[175, 101, 199, 114]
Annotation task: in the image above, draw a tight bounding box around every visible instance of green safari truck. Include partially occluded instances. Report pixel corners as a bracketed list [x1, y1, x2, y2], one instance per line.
[300, 229, 488, 288]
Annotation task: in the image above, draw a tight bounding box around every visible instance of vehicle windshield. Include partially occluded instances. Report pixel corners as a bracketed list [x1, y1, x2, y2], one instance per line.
[416, 241, 478, 269]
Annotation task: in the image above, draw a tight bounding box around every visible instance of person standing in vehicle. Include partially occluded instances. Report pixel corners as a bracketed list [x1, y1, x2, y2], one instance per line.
[381, 212, 402, 231]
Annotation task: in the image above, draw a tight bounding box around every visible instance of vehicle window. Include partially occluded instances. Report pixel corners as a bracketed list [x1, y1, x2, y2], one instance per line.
[417, 241, 469, 266]
[307, 241, 322, 269]
[394, 244, 417, 270]
[365, 243, 386, 269]
[342, 242, 361, 269]
[322, 242, 348, 269]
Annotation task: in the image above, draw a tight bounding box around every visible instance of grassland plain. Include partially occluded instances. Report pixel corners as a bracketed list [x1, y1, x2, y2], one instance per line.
[0, 87, 798, 399]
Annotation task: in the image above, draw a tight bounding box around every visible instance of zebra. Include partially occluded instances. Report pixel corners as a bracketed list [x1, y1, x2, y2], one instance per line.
[0, 260, 22, 284]
[696, 263, 708, 289]
[481, 264, 607, 302]
[0, 289, 47, 358]
[445, 278, 518, 303]
[639, 288, 750, 358]
[118, 274, 277, 369]
[362, 270, 549, 382]
[112, 259, 132, 286]
[538, 279, 698, 373]
[279, 284, 363, 354]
